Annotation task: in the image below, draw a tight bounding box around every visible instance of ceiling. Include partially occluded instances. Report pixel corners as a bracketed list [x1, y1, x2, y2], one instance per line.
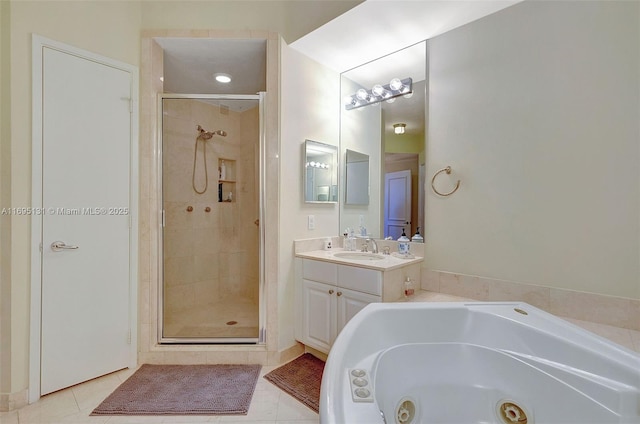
[289, 0, 521, 74]
[153, 1, 520, 125]
[155, 37, 266, 95]
[290, 0, 520, 139]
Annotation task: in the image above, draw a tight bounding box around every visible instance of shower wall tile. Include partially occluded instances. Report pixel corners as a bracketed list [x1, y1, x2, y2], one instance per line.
[194, 254, 219, 282]
[163, 227, 195, 258]
[195, 280, 219, 306]
[164, 256, 195, 285]
[164, 201, 195, 229]
[165, 284, 196, 312]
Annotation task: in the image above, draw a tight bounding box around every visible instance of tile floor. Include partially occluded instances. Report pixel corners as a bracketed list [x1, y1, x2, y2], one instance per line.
[3, 291, 639, 424]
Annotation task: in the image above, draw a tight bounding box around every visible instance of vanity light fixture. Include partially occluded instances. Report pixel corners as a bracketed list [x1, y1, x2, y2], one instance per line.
[344, 77, 413, 110]
[393, 123, 406, 135]
[306, 161, 330, 169]
[214, 73, 232, 83]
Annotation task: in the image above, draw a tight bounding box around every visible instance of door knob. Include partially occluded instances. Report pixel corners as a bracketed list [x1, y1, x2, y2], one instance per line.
[50, 241, 79, 252]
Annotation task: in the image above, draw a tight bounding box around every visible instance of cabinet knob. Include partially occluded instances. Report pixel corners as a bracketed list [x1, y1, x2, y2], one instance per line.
[337, 291, 342, 296]
[329, 289, 334, 294]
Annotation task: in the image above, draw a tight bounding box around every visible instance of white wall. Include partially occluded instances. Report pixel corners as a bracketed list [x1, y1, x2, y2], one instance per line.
[279, 43, 340, 349]
[426, 0, 640, 299]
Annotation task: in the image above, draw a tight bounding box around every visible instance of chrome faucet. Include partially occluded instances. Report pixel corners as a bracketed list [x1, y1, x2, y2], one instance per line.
[365, 238, 378, 254]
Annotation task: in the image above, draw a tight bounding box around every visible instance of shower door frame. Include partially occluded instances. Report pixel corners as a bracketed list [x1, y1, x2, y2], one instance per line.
[156, 93, 267, 344]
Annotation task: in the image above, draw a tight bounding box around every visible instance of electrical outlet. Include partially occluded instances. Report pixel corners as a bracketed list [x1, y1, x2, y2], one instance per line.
[308, 215, 315, 230]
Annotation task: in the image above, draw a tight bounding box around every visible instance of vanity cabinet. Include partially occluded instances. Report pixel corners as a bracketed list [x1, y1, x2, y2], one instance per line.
[298, 258, 381, 354]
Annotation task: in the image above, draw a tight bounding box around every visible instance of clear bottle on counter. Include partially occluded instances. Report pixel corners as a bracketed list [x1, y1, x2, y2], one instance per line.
[403, 277, 415, 298]
[411, 227, 424, 243]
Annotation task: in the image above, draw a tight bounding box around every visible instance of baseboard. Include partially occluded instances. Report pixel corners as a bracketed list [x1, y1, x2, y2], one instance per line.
[268, 342, 304, 366]
[0, 389, 28, 412]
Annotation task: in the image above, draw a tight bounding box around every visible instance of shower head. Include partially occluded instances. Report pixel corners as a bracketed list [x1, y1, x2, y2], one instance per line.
[196, 125, 226, 140]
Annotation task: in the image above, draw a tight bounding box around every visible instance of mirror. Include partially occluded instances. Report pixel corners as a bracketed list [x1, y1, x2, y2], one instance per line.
[345, 149, 369, 205]
[340, 41, 426, 239]
[304, 139, 338, 203]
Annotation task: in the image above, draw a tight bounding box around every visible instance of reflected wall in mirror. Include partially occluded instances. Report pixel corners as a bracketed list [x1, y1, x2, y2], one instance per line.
[340, 41, 426, 239]
[304, 139, 338, 203]
[345, 149, 369, 205]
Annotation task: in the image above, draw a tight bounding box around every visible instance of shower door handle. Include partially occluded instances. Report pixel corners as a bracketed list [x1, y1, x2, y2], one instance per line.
[51, 241, 79, 252]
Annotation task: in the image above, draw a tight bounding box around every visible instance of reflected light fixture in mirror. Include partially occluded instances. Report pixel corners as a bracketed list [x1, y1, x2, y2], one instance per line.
[393, 123, 406, 135]
[344, 77, 413, 110]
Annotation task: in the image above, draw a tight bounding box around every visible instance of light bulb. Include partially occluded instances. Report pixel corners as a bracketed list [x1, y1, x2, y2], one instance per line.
[356, 89, 369, 101]
[389, 78, 403, 91]
[386, 98, 396, 104]
[371, 84, 385, 97]
[403, 92, 414, 99]
[344, 95, 355, 106]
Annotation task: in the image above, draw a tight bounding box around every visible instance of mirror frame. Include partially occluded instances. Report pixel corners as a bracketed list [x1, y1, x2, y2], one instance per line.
[303, 139, 338, 204]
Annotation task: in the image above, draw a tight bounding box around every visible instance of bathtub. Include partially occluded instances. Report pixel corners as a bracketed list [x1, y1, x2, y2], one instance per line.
[320, 302, 640, 423]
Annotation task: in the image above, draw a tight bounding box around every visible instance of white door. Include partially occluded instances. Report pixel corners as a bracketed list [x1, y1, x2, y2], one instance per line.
[39, 46, 133, 395]
[302, 279, 336, 352]
[384, 170, 412, 239]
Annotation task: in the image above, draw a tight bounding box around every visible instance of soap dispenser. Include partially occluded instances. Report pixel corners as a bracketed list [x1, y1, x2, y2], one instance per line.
[411, 227, 424, 243]
[398, 228, 410, 255]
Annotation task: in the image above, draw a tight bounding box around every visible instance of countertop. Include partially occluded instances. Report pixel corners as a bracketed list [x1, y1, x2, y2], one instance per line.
[295, 248, 423, 271]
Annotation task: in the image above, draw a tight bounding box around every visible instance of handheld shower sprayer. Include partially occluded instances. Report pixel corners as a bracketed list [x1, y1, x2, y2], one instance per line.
[196, 125, 227, 139]
[193, 125, 227, 194]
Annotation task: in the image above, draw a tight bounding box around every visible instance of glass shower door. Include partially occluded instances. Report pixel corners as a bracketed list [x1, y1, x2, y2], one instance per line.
[159, 94, 262, 343]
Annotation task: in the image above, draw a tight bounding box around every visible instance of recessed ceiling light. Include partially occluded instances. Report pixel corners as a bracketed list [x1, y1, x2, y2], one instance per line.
[214, 73, 231, 83]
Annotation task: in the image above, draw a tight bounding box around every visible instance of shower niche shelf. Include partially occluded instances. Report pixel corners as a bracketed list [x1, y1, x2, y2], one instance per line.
[218, 158, 236, 203]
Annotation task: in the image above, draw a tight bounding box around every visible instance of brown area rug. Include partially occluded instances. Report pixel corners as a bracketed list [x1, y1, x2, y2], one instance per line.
[91, 363, 261, 416]
[264, 353, 325, 413]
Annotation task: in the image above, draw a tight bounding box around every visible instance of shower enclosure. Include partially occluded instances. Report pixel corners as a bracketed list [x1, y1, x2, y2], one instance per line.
[158, 93, 265, 343]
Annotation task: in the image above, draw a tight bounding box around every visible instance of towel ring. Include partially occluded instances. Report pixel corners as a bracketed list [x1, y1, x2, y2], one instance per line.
[431, 166, 460, 196]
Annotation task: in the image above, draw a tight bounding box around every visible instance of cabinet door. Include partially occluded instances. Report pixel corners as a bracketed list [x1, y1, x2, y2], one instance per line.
[302, 279, 336, 353]
[336, 288, 380, 337]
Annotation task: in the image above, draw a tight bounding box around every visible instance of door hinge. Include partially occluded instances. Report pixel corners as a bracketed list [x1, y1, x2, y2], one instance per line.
[127, 329, 132, 345]
[162, 209, 166, 227]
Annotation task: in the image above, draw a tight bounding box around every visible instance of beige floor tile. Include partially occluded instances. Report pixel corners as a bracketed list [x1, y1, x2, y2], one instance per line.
[71, 372, 123, 411]
[18, 389, 80, 423]
[0, 410, 19, 424]
[275, 394, 318, 421]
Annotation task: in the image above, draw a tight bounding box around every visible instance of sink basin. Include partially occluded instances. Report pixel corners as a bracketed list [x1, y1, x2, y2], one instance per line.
[333, 252, 385, 261]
